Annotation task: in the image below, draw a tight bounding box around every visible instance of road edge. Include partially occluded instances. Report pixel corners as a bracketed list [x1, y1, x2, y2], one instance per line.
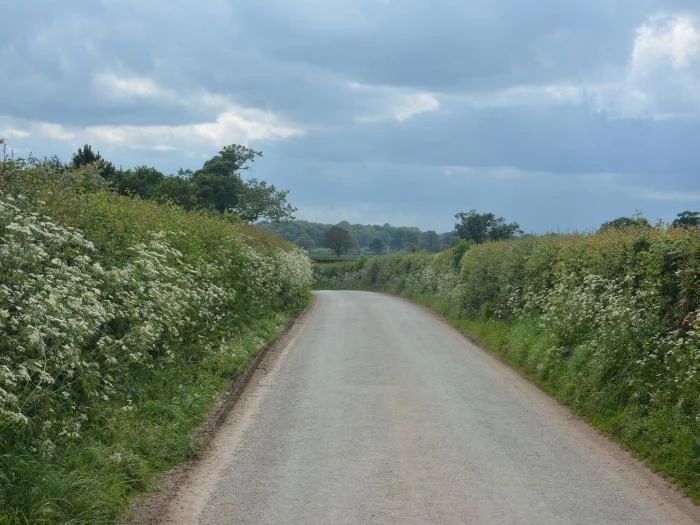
[119, 295, 319, 525]
[379, 289, 700, 517]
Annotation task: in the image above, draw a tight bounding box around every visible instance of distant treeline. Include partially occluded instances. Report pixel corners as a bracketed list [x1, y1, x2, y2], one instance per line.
[258, 220, 457, 253]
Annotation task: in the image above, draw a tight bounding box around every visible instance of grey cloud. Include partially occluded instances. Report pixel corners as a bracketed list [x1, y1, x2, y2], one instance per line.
[0, 1, 241, 125]
[228, 0, 658, 91]
[0, 1, 646, 125]
[3, 0, 697, 128]
[266, 101, 700, 181]
[3, 0, 700, 233]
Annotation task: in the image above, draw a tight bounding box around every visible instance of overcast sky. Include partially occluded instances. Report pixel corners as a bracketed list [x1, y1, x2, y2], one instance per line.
[2, 1, 700, 232]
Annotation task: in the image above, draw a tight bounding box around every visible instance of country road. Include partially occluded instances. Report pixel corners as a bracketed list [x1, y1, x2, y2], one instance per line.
[160, 291, 699, 524]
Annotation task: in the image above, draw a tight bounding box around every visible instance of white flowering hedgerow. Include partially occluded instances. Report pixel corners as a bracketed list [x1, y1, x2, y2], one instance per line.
[0, 192, 311, 455]
[314, 247, 698, 420]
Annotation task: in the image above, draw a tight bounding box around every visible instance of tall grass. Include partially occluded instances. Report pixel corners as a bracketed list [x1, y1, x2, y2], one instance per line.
[0, 156, 312, 523]
[314, 228, 700, 501]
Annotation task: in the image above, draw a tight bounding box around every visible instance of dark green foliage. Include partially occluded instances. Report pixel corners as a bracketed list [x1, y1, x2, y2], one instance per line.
[295, 233, 315, 250]
[369, 237, 384, 254]
[196, 144, 261, 178]
[191, 171, 239, 212]
[64, 143, 295, 222]
[235, 177, 297, 222]
[152, 175, 198, 209]
[672, 210, 700, 228]
[600, 212, 651, 231]
[389, 227, 406, 250]
[451, 239, 472, 269]
[71, 144, 100, 166]
[403, 228, 420, 252]
[71, 144, 116, 180]
[454, 209, 521, 244]
[188, 145, 295, 221]
[190, 144, 261, 213]
[422, 230, 441, 252]
[113, 165, 165, 198]
[322, 225, 356, 257]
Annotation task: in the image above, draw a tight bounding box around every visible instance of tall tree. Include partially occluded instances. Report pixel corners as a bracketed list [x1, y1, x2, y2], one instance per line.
[454, 210, 521, 244]
[390, 228, 405, 251]
[113, 165, 165, 198]
[192, 145, 295, 221]
[197, 144, 261, 177]
[71, 144, 116, 180]
[0, 138, 7, 178]
[600, 211, 650, 231]
[192, 172, 239, 213]
[294, 233, 315, 250]
[369, 238, 384, 254]
[422, 230, 441, 252]
[322, 226, 356, 257]
[153, 176, 197, 209]
[235, 178, 297, 222]
[403, 228, 421, 252]
[191, 145, 261, 212]
[672, 211, 700, 228]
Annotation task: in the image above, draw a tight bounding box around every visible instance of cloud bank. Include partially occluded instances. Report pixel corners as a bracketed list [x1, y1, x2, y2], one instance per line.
[1, 1, 699, 231]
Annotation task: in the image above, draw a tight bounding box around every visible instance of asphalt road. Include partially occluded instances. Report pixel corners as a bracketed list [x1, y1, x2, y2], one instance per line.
[164, 290, 699, 524]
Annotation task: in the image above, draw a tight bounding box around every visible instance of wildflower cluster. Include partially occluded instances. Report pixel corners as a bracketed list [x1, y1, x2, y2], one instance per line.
[272, 247, 314, 305]
[0, 191, 311, 457]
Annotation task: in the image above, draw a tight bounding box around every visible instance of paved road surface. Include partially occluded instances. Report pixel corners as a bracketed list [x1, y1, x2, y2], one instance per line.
[163, 291, 699, 524]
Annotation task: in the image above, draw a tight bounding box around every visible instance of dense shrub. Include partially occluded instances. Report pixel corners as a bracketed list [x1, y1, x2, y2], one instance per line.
[0, 158, 311, 522]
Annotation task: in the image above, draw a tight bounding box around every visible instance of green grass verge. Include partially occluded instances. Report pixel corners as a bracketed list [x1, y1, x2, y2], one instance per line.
[0, 310, 303, 525]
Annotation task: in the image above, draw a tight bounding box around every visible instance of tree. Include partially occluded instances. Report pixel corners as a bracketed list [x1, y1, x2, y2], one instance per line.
[369, 238, 384, 254]
[235, 178, 297, 222]
[192, 172, 239, 213]
[672, 211, 700, 228]
[0, 138, 5, 178]
[71, 144, 116, 180]
[153, 176, 197, 209]
[294, 233, 315, 250]
[403, 228, 420, 252]
[177, 168, 194, 179]
[71, 144, 99, 166]
[197, 144, 261, 177]
[191, 145, 260, 212]
[389, 228, 405, 251]
[454, 210, 521, 244]
[322, 226, 356, 257]
[599, 211, 650, 231]
[113, 165, 165, 198]
[422, 230, 441, 252]
[192, 144, 295, 221]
